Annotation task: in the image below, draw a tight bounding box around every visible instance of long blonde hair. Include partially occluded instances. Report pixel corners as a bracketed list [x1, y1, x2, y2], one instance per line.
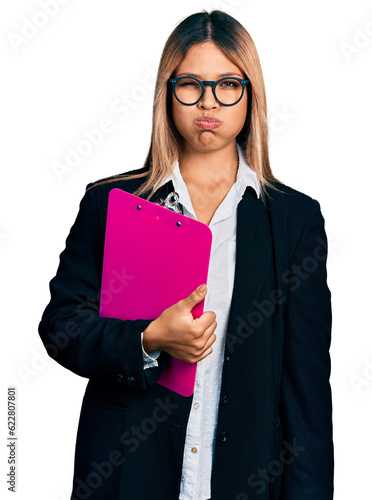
[90, 10, 279, 200]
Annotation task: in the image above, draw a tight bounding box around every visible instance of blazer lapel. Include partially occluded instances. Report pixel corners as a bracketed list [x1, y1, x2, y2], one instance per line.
[224, 186, 272, 356]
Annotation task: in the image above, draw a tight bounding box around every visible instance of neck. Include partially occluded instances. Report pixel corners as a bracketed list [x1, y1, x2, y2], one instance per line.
[179, 142, 239, 189]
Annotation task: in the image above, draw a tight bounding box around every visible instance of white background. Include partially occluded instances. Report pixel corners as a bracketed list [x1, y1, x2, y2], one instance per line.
[1, 0, 371, 498]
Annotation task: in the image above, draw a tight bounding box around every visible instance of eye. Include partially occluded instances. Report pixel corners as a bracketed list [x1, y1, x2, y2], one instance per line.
[179, 81, 198, 87]
[219, 80, 239, 88]
[178, 78, 200, 88]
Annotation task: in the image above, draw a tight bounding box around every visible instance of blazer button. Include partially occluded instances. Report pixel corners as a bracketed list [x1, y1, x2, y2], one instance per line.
[219, 432, 230, 443]
[117, 373, 124, 383]
[225, 355, 231, 365]
[222, 394, 230, 406]
[127, 376, 135, 386]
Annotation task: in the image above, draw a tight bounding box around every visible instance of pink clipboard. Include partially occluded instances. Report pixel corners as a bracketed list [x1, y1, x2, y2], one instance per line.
[99, 188, 213, 397]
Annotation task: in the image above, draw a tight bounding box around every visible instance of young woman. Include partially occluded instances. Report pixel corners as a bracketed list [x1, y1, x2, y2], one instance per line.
[38, 10, 333, 500]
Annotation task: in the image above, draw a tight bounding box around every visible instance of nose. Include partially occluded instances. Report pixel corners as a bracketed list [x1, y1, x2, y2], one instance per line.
[198, 84, 218, 108]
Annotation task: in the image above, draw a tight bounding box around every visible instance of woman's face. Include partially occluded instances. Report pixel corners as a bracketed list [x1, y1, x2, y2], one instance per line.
[170, 41, 248, 154]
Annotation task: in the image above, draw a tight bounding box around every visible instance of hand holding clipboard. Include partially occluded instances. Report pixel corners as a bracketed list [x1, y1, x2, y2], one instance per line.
[99, 188, 213, 396]
[142, 282, 217, 362]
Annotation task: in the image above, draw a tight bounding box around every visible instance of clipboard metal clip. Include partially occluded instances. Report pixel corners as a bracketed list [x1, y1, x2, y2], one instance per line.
[155, 191, 184, 214]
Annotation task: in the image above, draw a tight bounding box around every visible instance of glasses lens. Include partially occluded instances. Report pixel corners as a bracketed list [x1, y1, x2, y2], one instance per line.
[215, 79, 243, 105]
[174, 78, 202, 104]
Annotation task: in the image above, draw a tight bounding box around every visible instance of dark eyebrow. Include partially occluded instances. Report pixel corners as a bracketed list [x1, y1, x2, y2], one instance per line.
[176, 72, 243, 78]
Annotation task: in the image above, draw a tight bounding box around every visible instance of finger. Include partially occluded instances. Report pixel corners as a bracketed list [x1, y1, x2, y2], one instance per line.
[204, 332, 217, 350]
[199, 345, 213, 361]
[182, 285, 207, 311]
[196, 333, 216, 359]
[193, 311, 217, 333]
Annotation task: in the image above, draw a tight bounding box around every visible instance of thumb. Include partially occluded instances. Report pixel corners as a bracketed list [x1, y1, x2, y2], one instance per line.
[182, 284, 207, 310]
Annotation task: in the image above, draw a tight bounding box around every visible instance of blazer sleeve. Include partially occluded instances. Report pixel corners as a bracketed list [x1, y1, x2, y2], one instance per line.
[38, 183, 168, 390]
[280, 199, 333, 499]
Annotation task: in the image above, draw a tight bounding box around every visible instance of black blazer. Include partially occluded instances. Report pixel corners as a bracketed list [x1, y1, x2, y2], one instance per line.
[38, 167, 333, 500]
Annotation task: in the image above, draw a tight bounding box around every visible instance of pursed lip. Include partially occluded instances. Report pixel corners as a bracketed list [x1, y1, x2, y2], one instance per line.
[195, 116, 222, 130]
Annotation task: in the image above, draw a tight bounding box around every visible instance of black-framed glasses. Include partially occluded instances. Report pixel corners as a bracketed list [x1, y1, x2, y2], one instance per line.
[168, 76, 250, 106]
